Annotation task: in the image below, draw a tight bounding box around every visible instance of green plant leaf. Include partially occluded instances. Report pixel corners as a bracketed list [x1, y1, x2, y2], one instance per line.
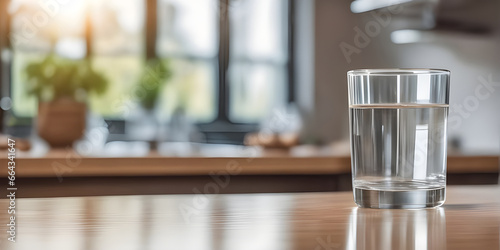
[23, 54, 109, 102]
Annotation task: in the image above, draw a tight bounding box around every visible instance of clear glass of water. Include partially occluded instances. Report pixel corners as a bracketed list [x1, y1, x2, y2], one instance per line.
[348, 69, 450, 209]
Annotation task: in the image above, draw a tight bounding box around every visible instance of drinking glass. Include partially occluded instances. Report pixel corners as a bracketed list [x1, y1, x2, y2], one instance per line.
[348, 69, 450, 209]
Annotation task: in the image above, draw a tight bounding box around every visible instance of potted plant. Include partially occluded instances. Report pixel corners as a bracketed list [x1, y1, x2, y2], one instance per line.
[127, 58, 171, 142]
[25, 54, 108, 147]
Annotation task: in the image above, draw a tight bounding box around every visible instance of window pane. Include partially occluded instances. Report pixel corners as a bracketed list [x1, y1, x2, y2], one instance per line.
[157, 0, 218, 122]
[157, 59, 216, 122]
[89, 55, 143, 118]
[229, 63, 287, 123]
[90, 0, 145, 55]
[228, 0, 290, 122]
[9, 0, 87, 54]
[11, 51, 39, 117]
[87, 0, 144, 118]
[229, 0, 289, 62]
[158, 0, 218, 57]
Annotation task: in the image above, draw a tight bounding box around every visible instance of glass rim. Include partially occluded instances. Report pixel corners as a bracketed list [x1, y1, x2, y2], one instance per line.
[348, 68, 450, 76]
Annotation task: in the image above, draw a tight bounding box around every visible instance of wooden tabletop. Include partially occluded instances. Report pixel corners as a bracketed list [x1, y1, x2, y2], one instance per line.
[1, 185, 499, 249]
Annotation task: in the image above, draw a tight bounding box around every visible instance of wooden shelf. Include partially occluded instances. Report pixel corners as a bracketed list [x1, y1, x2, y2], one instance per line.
[0, 152, 497, 178]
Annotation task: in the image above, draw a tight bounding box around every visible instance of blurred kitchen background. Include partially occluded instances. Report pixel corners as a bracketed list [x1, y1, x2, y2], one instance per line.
[0, 0, 499, 156]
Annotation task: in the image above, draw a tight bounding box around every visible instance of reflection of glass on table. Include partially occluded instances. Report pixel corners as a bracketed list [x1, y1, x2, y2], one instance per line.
[347, 207, 446, 250]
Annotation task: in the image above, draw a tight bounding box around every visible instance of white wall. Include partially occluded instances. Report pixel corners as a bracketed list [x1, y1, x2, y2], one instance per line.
[296, 0, 500, 154]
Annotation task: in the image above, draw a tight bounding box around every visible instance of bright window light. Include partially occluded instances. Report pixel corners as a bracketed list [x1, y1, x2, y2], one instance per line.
[350, 0, 413, 13]
[390, 29, 423, 44]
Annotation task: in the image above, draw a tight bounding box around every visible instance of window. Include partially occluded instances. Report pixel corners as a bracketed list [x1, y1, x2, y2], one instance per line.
[228, 0, 291, 123]
[88, 0, 146, 118]
[2, 0, 293, 143]
[156, 0, 218, 122]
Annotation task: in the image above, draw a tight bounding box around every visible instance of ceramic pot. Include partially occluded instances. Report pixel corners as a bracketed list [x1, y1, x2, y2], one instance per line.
[37, 99, 86, 147]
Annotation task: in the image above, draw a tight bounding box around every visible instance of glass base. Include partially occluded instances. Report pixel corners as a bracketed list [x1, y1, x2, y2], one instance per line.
[354, 187, 445, 209]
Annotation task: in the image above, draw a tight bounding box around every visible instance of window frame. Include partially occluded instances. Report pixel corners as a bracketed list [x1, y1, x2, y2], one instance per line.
[199, 0, 295, 144]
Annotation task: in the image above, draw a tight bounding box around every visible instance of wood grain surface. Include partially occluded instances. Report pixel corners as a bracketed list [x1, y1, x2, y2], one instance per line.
[0, 185, 499, 249]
